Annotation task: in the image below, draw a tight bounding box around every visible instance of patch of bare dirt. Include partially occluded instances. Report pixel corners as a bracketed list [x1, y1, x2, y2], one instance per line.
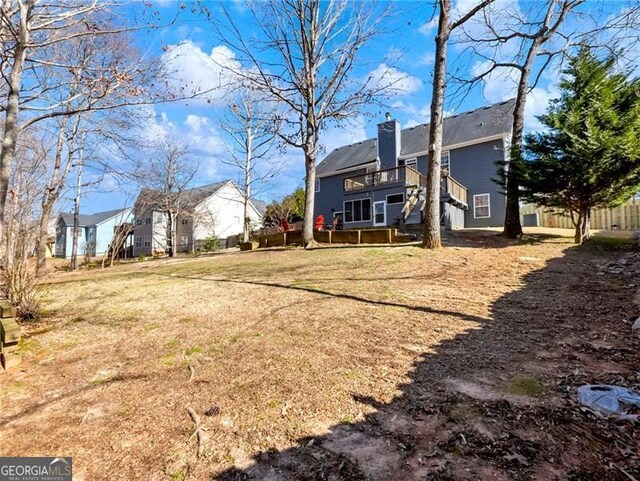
[1, 229, 639, 480]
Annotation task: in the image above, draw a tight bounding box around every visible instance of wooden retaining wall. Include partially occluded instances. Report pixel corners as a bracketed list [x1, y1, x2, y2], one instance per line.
[521, 199, 640, 230]
[257, 229, 413, 248]
[0, 300, 21, 370]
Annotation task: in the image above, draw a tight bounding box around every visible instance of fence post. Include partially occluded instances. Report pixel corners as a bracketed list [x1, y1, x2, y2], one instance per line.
[357, 230, 361, 245]
[328, 230, 332, 244]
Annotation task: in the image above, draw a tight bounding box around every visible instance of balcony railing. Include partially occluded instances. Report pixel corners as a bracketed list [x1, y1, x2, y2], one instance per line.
[343, 165, 467, 207]
[343, 165, 426, 192]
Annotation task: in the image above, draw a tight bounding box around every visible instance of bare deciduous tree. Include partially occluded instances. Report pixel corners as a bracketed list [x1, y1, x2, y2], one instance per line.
[422, 0, 495, 249]
[214, 0, 391, 247]
[216, 86, 281, 243]
[453, 0, 640, 238]
[136, 135, 198, 258]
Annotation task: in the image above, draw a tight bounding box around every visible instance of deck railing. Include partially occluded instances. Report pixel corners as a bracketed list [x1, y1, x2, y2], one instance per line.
[343, 165, 426, 192]
[441, 173, 468, 206]
[343, 165, 467, 206]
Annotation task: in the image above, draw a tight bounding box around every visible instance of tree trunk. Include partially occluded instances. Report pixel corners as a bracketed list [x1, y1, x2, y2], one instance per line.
[0, 1, 32, 251]
[243, 139, 252, 243]
[423, 2, 450, 249]
[36, 202, 53, 274]
[573, 207, 591, 244]
[167, 211, 175, 257]
[70, 160, 83, 270]
[303, 141, 318, 249]
[502, 1, 562, 239]
[503, 56, 535, 239]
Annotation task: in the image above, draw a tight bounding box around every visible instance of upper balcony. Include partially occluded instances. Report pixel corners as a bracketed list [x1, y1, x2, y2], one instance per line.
[343, 165, 426, 192]
[343, 165, 468, 208]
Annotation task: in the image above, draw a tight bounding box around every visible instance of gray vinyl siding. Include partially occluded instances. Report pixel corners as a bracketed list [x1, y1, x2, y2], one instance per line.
[314, 138, 507, 229]
[447, 139, 506, 228]
[314, 174, 414, 228]
[133, 209, 154, 256]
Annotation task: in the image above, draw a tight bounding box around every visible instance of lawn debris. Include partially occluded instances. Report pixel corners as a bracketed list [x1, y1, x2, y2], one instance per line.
[187, 407, 205, 458]
[577, 385, 640, 420]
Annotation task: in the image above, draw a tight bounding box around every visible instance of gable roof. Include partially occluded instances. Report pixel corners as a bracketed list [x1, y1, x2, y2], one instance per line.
[59, 207, 130, 228]
[316, 99, 515, 177]
[250, 199, 267, 216]
[135, 181, 228, 211]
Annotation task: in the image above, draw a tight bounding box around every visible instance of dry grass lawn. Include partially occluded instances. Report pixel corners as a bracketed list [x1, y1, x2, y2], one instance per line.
[1, 228, 638, 480]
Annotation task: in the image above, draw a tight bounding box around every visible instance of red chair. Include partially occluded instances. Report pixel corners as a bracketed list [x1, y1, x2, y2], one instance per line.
[315, 215, 325, 231]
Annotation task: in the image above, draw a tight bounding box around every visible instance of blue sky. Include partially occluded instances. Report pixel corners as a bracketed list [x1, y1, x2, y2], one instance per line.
[74, 0, 635, 214]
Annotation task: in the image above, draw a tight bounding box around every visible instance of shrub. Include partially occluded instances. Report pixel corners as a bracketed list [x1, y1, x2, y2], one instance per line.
[2, 261, 42, 319]
[202, 236, 220, 252]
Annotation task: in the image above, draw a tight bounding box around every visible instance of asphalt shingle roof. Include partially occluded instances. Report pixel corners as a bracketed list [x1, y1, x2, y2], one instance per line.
[316, 99, 515, 176]
[59, 208, 130, 227]
[135, 181, 228, 211]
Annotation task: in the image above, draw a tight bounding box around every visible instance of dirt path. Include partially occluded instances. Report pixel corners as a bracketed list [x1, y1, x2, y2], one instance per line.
[1, 231, 638, 480]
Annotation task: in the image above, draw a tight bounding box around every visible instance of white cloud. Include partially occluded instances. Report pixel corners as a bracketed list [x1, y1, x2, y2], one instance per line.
[160, 41, 241, 103]
[319, 116, 367, 156]
[391, 100, 430, 126]
[471, 61, 520, 103]
[471, 60, 561, 131]
[524, 84, 560, 131]
[367, 63, 422, 96]
[418, 17, 438, 35]
[417, 51, 435, 66]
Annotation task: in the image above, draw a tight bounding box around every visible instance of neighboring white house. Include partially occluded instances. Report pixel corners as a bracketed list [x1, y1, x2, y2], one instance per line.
[55, 208, 133, 259]
[132, 180, 264, 256]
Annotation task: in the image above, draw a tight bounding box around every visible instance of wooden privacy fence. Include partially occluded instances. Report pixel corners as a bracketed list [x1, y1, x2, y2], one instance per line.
[521, 199, 640, 230]
[258, 229, 414, 248]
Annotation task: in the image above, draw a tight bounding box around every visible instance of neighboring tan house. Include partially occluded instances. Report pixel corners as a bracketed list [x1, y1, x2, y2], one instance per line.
[55, 208, 133, 259]
[132, 180, 264, 256]
[314, 99, 515, 230]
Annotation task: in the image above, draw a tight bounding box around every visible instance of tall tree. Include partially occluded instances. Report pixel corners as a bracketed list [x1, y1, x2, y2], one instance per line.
[521, 48, 640, 244]
[216, 87, 280, 243]
[136, 135, 198, 258]
[455, 0, 639, 238]
[422, 0, 495, 249]
[214, 0, 390, 248]
[0, 2, 171, 253]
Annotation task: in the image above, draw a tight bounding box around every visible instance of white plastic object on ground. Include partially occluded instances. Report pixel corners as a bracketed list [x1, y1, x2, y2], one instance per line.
[577, 385, 640, 420]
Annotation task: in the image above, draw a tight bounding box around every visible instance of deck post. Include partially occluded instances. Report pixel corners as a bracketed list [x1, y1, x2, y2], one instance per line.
[357, 230, 361, 244]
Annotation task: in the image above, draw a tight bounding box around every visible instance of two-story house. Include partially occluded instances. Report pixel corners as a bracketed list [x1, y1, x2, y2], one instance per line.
[314, 99, 515, 230]
[132, 180, 264, 256]
[55, 208, 133, 259]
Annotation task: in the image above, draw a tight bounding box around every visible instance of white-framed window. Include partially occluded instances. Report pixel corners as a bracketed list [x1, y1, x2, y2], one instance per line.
[180, 235, 189, 248]
[473, 193, 491, 219]
[399, 157, 417, 169]
[344, 198, 371, 223]
[441, 151, 450, 172]
[145, 215, 151, 225]
[135, 236, 142, 248]
[315, 178, 321, 192]
[136, 218, 142, 226]
[181, 218, 188, 225]
[153, 211, 164, 225]
[386, 193, 405, 205]
[144, 235, 151, 247]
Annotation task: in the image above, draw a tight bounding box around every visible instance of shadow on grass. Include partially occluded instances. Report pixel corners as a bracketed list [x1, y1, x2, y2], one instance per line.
[205, 245, 637, 480]
[0, 372, 150, 428]
[155, 273, 487, 324]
